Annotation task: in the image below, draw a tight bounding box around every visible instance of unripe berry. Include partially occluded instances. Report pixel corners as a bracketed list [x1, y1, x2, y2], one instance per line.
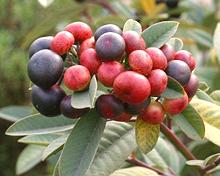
[160, 43, 175, 62]
[184, 74, 199, 98]
[65, 22, 93, 42]
[51, 31, 75, 55]
[79, 37, 95, 54]
[80, 48, 101, 75]
[125, 98, 151, 115]
[128, 50, 152, 75]
[113, 71, 151, 104]
[64, 65, 91, 91]
[97, 61, 125, 87]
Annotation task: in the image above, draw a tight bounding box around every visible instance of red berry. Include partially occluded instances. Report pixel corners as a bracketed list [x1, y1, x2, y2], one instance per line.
[97, 61, 125, 87]
[174, 50, 196, 71]
[123, 31, 146, 54]
[184, 74, 199, 98]
[51, 31, 75, 55]
[64, 65, 91, 91]
[113, 71, 151, 104]
[160, 43, 175, 61]
[128, 50, 152, 75]
[113, 112, 132, 122]
[146, 47, 167, 70]
[140, 102, 165, 124]
[80, 48, 101, 75]
[64, 22, 93, 42]
[79, 37, 95, 54]
[148, 69, 168, 96]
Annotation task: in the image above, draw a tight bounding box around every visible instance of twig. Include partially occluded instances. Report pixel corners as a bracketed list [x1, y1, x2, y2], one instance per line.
[201, 156, 220, 175]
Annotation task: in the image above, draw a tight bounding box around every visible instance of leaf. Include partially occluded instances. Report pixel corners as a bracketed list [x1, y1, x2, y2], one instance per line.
[196, 89, 215, 103]
[6, 114, 75, 136]
[199, 82, 210, 92]
[16, 145, 45, 175]
[0, 106, 32, 122]
[141, 21, 179, 48]
[123, 19, 142, 34]
[71, 75, 97, 109]
[53, 159, 60, 176]
[140, 0, 156, 15]
[59, 110, 106, 176]
[172, 104, 205, 140]
[135, 117, 160, 154]
[38, 0, 54, 8]
[18, 133, 60, 146]
[112, 2, 134, 18]
[204, 153, 220, 166]
[186, 160, 204, 167]
[161, 76, 185, 99]
[86, 122, 136, 176]
[110, 167, 159, 176]
[214, 23, 220, 63]
[210, 90, 220, 103]
[167, 38, 183, 51]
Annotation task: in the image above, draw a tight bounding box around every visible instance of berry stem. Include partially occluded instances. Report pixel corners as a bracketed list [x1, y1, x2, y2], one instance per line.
[201, 156, 220, 175]
[160, 123, 196, 160]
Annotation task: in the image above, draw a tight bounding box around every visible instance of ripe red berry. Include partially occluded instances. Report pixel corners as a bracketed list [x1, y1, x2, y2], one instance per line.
[148, 69, 168, 96]
[80, 48, 101, 75]
[140, 101, 165, 124]
[113, 112, 132, 122]
[160, 43, 175, 62]
[174, 50, 196, 71]
[184, 74, 199, 98]
[51, 31, 75, 55]
[113, 71, 151, 104]
[123, 31, 146, 54]
[97, 61, 125, 87]
[146, 47, 167, 70]
[128, 50, 152, 75]
[79, 37, 95, 54]
[64, 22, 93, 42]
[64, 65, 91, 91]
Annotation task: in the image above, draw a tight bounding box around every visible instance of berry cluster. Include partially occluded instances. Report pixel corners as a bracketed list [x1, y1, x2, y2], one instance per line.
[27, 21, 199, 125]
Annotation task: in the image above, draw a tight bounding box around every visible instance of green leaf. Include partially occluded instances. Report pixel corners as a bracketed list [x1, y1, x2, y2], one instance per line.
[196, 89, 215, 103]
[141, 21, 179, 48]
[86, 121, 136, 176]
[59, 110, 106, 176]
[71, 75, 97, 109]
[123, 19, 142, 34]
[167, 37, 183, 51]
[18, 133, 61, 146]
[135, 117, 160, 154]
[172, 104, 205, 140]
[210, 90, 220, 103]
[53, 159, 60, 176]
[6, 114, 75, 136]
[204, 153, 220, 166]
[0, 106, 32, 122]
[161, 76, 185, 99]
[16, 145, 45, 175]
[199, 82, 210, 92]
[186, 160, 204, 167]
[214, 23, 220, 63]
[112, 2, 134, 18]
[109, 167, 159, 176]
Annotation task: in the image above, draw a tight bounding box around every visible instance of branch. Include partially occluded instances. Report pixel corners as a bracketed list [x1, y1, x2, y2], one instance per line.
[201, 156, 220, 175]
[160, 123, 196, 160]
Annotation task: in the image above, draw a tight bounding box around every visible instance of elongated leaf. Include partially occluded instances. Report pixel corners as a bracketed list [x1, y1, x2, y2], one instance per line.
[123, 19, 142, 34]
[172, 104, 205, 140]
[16, 145, 45, 175]
[167, 38, 183, 51]
[112, 2, 134, 18]
[196, 89, 215, 103]
[18, 134, 60, 146]
[135, 117, 160, 153]
[204, 153, 220, 166]
[110, 167, 159, 176]
[214, 23, 220, 63]
[161, 76, 185, 99]
[210, 90, 220, 103]
[6, 114, 75, 136]
[59, 110, 106, 176]
[186, 160, 204, 167]
[71, 75, 97, 109]
[141, 21, 179, 48]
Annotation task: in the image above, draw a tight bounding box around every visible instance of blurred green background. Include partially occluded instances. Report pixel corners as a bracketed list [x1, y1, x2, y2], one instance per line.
[1, 0, 220, 175]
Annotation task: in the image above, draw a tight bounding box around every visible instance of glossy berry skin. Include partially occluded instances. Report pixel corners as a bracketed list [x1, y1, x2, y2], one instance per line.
[184, 74, 199, 98]
[128, 50, 152, 75]
[64, 22, 93, 42]
[95, 94, 124, 119]
[148, 69, 168, 96]
[113, 71, 151, 104]
[80, 48, 101, 75]
[51, 31, 75, 55]
[166, 60, 191, 86]
[125, 98, 151, 115]
[64, 65, 91, 91]
[28, 49, 64, 89]
[113, 112, 132, 122]
[174, 50, 196, 71]
[160, 43, 175, 62]
[96, 32, 125, 61]
[79, 37, 95, 54]
[140, 102, 165, 124]
[123, 31, 146, 54]
[146, 47, 167, 70]
[29, 36, 53, 58]
[163, 92, 188, 115]
[94, 24, 122, 41]
[97, 61, 124, 87]
[60, 95, 89, 119]
[31, 85, 66, 117]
